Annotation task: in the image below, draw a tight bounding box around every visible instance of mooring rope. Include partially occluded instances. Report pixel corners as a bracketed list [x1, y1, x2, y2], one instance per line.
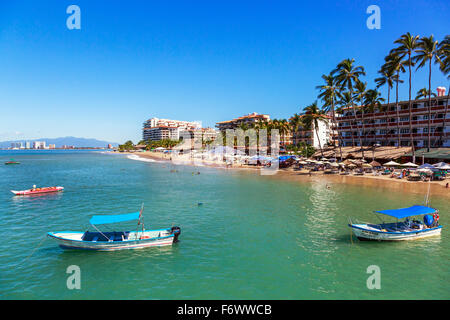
[16, 234, 48, 268]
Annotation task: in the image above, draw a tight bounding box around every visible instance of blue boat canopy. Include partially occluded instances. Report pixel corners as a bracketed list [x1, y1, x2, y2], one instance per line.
[375, 205, 436, 219]
[89, 212, 140, 225]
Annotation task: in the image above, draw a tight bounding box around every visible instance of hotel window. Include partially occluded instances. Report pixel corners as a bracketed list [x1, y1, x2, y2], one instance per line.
[400, 128, 409, 134]
[379, 129, 387, 134]
[400, 117, 409, 122]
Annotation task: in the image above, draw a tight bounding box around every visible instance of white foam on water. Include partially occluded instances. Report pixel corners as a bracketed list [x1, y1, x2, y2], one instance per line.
[127, 154, 156, 162]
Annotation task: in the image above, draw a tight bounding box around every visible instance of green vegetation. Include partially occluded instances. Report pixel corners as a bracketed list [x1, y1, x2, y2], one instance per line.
[118, 139, 181, 152]
[285, 142, 316, 157]
[118, 140, 135, 152]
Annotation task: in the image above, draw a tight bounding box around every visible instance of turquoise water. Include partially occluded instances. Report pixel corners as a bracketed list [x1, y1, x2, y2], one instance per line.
[0, 150, 448, 299]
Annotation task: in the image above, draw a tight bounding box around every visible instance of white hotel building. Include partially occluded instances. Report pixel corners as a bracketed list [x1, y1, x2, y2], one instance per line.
[142, 118, 202, 141]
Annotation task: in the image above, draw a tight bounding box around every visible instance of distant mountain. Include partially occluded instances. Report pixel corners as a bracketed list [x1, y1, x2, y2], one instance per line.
[0, 137, 119, 149]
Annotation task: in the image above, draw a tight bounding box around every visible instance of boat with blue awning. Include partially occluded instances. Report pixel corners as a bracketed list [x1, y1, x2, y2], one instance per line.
[348, 205, 442, 241]
[47, 205, 181, 251]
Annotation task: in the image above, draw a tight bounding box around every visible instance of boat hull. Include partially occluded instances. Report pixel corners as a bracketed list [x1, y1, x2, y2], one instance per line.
[47, 228, 180, 251]
[349, 224, 442, 241]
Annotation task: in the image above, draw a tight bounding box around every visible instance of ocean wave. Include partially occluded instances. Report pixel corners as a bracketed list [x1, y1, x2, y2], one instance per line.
[127, 154, 156, 162]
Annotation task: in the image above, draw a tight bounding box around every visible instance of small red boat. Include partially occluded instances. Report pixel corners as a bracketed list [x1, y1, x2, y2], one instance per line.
[11, 186, 64, 196]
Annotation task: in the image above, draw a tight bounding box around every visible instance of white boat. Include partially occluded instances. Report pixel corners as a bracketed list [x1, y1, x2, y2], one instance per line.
[349, 205, 442, 241]
[48, 205, 181, 251]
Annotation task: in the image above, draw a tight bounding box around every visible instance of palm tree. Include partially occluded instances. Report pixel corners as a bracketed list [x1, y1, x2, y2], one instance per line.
[415, 88, 437, 100]
[289, 113, 303, 146]
[252, 119, 269, 153]
[413, 35, 439, 151]
[364, 89, 385, 115]
[303, 102, 328, 157]
[337, 91, 356, 148]
[391, 32, 420, 159]
[354, 81, 368, 151]
[316, 73, 343, 159]
[333, 58, 366, 157]
[363, 89, 385, 146]
[437, 35, 450, 147]
[384, 53, 405, 147]
[277, 119, 291, 148]
[375, 66, 397, 145]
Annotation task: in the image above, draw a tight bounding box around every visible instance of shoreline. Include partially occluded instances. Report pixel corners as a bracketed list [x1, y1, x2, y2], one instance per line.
[119, 151, 450, 198]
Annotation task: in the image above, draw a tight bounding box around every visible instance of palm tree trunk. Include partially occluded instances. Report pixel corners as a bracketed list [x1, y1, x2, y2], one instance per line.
[350, 89, 365, 158]
[396, 72, 401, 148]
[331, 101, 343, 160]
[408, 53, 415, 161]
[361, 108, 366, 151]
[385, 87, 390, 145]
[427, 60, 432, 151]
[315, 123, 324, 157]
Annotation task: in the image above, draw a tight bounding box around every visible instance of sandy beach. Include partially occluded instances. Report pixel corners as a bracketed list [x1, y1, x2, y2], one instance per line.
[118, 151, 450, 198]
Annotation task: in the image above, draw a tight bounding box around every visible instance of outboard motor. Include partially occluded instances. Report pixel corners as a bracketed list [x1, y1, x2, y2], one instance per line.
[170, 226, 181, 242]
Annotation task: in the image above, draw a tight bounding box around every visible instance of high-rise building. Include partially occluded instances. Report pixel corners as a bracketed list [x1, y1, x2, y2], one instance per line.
[33, 141, 46, 149]
[334, 87, 449, 148]
[142, 117, 201, 141]
[10, 142, 23, 149]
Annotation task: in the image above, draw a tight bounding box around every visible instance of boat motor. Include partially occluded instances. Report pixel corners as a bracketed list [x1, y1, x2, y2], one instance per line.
[170, 226, 181, 242]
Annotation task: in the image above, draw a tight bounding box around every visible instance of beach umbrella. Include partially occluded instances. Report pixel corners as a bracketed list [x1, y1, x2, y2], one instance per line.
[330, 162, 339, 167]
[434, 162, 449, 168]
[400, 162, 418, 167]
[417, 168, 433, 174]
[369, 161, 381, 167]
[347, 163, 357, 168]
[384, 161, 400, 166]
[362, 163, 372, 168]
[418, 163, 435, 169]
[342, 159, 353, 165]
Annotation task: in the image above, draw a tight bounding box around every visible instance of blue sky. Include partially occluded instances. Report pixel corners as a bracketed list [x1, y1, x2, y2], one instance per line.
[0, 0, 449, 143]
